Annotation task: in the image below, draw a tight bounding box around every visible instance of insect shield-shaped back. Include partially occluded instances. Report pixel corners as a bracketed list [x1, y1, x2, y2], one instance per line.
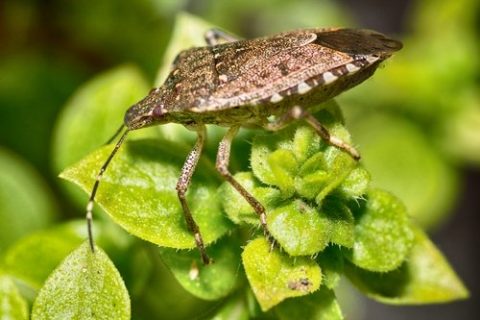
[124, 88, 170, 130]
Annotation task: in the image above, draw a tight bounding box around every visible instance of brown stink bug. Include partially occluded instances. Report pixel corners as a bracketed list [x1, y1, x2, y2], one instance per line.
[85, 28, 402, 264]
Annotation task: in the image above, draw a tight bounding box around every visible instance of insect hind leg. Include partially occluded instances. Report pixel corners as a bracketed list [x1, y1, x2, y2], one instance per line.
[204, 28, 240, 46]
[264, 106, 361, 160]
[216, 126, 271, 237]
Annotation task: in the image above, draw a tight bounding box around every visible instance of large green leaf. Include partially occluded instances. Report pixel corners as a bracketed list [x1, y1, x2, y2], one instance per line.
[345, 189, 414, 272]
[242, 238, 321, 311]
[60, 139, 233, 249]
[345, 226, 469, 304]
[32, 242, 130, 320]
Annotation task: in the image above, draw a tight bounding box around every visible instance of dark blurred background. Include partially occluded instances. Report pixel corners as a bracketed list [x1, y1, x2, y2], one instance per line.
[0, 0, 479, 319]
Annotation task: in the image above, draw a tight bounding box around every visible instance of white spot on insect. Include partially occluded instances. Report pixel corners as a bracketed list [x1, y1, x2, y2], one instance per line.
[323, 72, 337, 84]
[297, 82, 311, 94]
[366, 55, 380, 64]
[270, 93, 283, 103]
[219, 74, 228, 83]
[214, 52, 221, 59]
[346, 63, 360, 73]
[291, 106, 303, 119]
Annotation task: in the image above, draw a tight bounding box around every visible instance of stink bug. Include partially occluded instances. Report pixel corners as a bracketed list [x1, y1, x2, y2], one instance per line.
[85, 28, 402, 264]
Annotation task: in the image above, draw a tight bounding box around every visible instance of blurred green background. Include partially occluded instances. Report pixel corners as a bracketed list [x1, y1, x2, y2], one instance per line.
[0, 0, 478, 319]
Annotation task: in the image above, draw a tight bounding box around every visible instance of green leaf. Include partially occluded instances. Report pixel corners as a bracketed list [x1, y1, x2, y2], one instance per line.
[0, 147, 57, 253]
[0, 274, 29, 320]
[242, 238, 321, 311]
[31, 242, 130, 320]
[267, 198, 354, 256]
[345, 189, 414, 272]
[276, 287, 343, 320]
[267, 149, 298, 197]
[159, 236, 241, 300]
[267, 200, 331, 256]
[345, 226, 469, 304]
[60, 139, 233, 249]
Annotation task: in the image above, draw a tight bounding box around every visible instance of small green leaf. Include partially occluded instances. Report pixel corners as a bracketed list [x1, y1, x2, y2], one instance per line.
[0, 148, 57, 254]
[336, 167, 370, 199]
[267, 149, 298, 197]
[276, 287, 343, 320]
[345, 189, 414, 272]
[268, 200, 331, 256]
[242, 238, 321, 311]
[315, 151, 355, 204]
[32, 242, 130, 320]
[0, 274, 29, 320]
[251, 126, 320, 190]
[345, 226, 469, 304]
[60, 139, 233, 249]
[159, 236, 241, 300]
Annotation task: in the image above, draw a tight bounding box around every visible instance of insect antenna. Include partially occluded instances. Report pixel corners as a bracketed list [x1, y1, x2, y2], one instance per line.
[86, 127, 129, 252]
[105, 124, 125, 145]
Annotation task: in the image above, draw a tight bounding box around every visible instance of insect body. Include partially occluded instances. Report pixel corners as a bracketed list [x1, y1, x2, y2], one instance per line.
[86, 28, 402, 264]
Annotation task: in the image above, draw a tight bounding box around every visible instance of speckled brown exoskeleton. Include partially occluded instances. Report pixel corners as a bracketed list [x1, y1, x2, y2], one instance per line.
[85, 28, 402, 264]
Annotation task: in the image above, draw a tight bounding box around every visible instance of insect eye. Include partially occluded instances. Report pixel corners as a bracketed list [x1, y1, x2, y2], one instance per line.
[152, 106, 165, 118]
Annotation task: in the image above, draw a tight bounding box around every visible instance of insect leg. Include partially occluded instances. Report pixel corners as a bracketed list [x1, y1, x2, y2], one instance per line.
[176, 125, 210, 265]
[86, 129, 129, 252]
[216, 126, 270, 236]
[264, 106, 361, 160]
[204, 28, 240, 46]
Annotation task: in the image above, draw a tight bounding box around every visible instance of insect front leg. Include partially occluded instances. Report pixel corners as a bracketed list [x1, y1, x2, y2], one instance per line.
[204, 28, 240, 46]
[264, 106, 361, 160]
[176, 125, 211, 265]
[216, 126, 271, 237]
